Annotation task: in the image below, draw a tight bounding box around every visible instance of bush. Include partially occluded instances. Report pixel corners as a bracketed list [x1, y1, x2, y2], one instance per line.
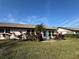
[22, 35, 39, 41]
[65, 34, 79, 38]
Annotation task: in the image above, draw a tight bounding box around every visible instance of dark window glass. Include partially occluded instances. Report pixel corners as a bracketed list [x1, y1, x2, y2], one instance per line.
[0, 29, 4, 33]
[49, 31, 51, 36]
[6, 29, 10, 33]
[27, 30, 30, 35]
[43, 31, 46, 36]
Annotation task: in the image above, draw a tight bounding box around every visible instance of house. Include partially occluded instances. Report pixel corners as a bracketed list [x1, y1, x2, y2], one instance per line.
[57, 27, 79, 34]
[0, 23, 56, 40]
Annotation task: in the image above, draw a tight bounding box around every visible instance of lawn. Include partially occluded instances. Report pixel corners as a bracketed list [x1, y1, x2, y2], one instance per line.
[0, 38, 79, 59]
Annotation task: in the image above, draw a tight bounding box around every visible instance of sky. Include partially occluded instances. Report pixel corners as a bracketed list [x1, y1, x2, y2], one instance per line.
[0, 0, 79, 27]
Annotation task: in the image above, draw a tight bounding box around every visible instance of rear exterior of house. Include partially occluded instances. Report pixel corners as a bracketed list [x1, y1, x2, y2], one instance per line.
[0, 23, 56, 40]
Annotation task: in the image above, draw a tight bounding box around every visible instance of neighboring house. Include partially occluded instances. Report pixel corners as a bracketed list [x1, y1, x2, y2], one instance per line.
[57, 27, 79, 34]
[0, 23, 56, 40]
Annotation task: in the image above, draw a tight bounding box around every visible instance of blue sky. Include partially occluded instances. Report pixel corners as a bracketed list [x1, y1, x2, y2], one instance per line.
[0, 0, 79, 27]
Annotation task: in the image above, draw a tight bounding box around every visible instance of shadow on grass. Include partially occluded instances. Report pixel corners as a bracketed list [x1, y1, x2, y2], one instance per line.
[0, 40, 19, 48]
[0, 40, 20, 59]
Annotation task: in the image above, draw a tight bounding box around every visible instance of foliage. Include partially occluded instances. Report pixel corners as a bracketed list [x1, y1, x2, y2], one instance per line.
[35, 24, 46, 33]
[34, 24, 46, 41]
[65, 34, 79, 38]
[25, 35, 38, 41]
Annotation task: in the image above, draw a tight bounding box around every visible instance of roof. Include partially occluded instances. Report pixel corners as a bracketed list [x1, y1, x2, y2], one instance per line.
[0, 22, 56, 30]
[0, 23, 35, 28]
[58, 27, 79, 32]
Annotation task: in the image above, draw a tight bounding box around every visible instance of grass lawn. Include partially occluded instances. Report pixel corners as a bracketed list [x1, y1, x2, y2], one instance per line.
[0, 38, 79, 59]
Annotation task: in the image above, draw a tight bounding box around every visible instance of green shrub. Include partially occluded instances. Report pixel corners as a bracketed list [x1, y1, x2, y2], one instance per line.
[65, 34, 79, 38]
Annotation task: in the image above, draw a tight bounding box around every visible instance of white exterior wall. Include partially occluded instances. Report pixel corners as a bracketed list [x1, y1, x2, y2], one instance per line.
[0, 28, 55, 40]
[10, 29, 27, 35]
[57, 28, 75, 34]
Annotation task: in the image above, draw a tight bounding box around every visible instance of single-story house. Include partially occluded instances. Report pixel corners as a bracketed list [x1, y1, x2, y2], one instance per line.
[57, 27, 79, 34]
[0, 23, 56, 40]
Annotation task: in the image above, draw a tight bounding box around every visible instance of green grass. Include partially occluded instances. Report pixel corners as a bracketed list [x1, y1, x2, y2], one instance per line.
[0, 38, 79, 59]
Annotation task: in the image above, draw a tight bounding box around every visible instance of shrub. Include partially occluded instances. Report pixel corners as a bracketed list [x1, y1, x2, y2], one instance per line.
[65, 34, 79, 38]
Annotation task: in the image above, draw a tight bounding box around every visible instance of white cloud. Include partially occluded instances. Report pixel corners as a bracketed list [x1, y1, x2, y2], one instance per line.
[60, 19, 72, 26]
[1, 13, 79, 27]
[62, 18, 79, 27]
[0, 13, 27, 24]
[1, 13, 16, 23]
[0, 14, 49, 26]
[21, 16, 49, 26]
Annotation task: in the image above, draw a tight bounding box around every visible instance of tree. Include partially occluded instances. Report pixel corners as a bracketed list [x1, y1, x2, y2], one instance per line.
[35, 24, 46, 41]
[35, 24, 45, 33]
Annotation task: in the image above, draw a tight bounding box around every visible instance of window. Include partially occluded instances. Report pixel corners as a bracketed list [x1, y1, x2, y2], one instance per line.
[49, 31, 51, 36]
[6, 29, 10, 33]
[43, 31, 46, 36]
[0, 29, 4, 33]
